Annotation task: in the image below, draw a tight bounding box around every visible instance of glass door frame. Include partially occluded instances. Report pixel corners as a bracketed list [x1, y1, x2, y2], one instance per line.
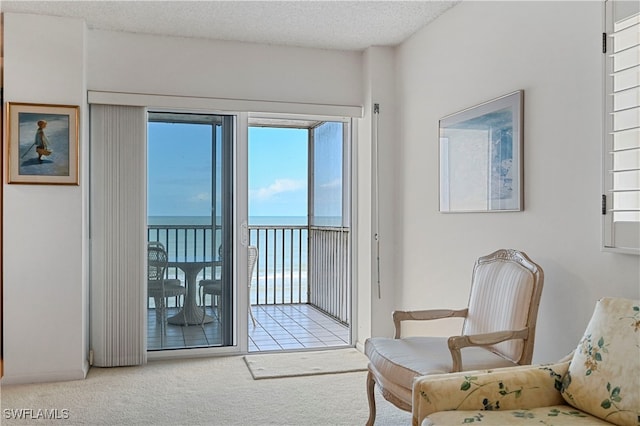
[146, 108, 249, 359]
[246, 113, 354, 351]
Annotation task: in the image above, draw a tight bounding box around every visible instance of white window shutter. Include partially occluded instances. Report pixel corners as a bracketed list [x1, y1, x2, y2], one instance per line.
[603, 0, 640, 254]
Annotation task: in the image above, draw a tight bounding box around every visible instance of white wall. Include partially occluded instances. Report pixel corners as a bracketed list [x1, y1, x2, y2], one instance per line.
[356, 46, 399, 348]
[2, 13, 89, 384]
[88, 30, 363, 107]
[394, 1, 640, 363]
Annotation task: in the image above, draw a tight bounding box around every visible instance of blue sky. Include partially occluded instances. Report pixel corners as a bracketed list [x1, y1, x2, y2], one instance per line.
[148, 123, 308, 217]
[248, 127, 308, 217]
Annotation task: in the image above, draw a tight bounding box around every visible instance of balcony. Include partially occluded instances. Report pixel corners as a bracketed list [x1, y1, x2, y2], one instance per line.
[147, 223, 351, 351]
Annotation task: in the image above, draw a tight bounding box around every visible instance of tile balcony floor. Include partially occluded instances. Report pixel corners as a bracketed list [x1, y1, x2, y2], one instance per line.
[148, 303, 350, 352]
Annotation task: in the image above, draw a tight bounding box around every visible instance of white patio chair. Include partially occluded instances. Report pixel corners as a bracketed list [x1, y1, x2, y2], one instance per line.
[199, 245, 259, 326]
[147, 242, 186, 337]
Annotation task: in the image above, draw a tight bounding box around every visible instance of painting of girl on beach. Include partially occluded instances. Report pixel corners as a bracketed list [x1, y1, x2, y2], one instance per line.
[7, 103, 79, 185]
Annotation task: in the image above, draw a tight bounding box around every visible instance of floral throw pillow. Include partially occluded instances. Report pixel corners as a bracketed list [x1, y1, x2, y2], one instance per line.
[561, 297, 640, 426]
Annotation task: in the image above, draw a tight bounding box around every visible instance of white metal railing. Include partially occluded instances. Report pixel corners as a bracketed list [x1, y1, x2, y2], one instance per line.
[308, 227, 350, 325]
[148, 224, 350, 325]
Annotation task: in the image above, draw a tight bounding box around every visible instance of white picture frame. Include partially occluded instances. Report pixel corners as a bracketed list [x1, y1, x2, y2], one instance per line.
[439, 90, 523, 212]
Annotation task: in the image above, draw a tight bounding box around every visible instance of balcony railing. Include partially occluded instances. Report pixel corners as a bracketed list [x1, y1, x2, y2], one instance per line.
[309, 226, 350, 325]
[147, 225, 218, 282]
[147, 222, 350, 325]
[249, 225, 308, 305]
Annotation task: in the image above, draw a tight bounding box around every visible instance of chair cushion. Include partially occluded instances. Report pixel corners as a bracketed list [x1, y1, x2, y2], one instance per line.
[463, 259, 534, 362]
[200, 279, 222, 295]
[366, 336, 519, 406]
[164, 278, 181, 287]
[423, 405, 611, 425]
[148, 280, 186, 298]
[561, 297, 640, 426]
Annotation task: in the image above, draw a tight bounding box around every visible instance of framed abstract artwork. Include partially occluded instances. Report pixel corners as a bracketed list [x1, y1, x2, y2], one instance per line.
[6, 102, 79, 185]
[439, 90, 523, 212]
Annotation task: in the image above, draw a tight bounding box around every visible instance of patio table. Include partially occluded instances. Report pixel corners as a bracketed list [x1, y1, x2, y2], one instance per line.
[166, 259, 221, 325]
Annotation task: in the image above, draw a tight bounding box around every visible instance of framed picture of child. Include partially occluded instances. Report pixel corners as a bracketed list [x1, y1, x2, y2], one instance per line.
[6, 102, 79, 185]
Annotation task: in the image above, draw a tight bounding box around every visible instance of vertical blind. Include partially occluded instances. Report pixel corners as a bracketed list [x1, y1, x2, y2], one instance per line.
[604, 0, 640, 253]
[90, 104, 148, 366]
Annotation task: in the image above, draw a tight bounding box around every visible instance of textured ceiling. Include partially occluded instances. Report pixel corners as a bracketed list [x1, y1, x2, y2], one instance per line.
[1, 0, 459, 51]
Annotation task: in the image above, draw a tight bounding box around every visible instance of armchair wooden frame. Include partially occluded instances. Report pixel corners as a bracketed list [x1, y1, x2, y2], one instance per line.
[365, 249, 544, 425]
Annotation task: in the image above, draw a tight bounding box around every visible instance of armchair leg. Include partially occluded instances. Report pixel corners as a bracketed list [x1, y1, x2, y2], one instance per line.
[366, 370, 377, 426]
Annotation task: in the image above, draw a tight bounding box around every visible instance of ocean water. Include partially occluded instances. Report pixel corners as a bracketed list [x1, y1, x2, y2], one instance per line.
[148, 216, 308, 226]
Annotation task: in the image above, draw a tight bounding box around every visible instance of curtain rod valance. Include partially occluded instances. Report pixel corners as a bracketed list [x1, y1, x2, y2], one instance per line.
[87, 90, 363, 118]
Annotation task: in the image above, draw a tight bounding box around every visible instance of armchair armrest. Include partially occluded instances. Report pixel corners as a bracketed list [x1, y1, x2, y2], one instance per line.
[412, 361, 570, 426]
[448, 328, 529, 371]
[393, 308, 468, 338]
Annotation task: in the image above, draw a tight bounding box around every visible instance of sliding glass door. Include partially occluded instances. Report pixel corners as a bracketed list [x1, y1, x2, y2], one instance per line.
[146, 111, 351, 353]
[147, 112, 234, 350]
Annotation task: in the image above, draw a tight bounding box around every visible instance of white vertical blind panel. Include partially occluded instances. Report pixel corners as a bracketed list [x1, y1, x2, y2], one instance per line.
[90, 105, 147, 366]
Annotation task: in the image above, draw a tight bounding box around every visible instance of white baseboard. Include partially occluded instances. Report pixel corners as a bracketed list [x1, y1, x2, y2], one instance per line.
[0, 365, 88, 385]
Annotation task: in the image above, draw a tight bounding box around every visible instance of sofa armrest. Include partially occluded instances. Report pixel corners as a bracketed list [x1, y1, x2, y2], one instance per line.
[412, 361, 570, 426]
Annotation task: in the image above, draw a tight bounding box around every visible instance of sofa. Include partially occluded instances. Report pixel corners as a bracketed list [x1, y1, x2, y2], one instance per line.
[412, 297, 640, 425]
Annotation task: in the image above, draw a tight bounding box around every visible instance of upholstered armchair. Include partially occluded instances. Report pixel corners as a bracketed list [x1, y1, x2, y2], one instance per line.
[365, 249, 544, 425]
[413, 297, 640, 426]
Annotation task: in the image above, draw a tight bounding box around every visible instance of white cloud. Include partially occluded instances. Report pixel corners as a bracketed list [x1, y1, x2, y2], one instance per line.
[191, 192, 211, 202]
[252, 179, 305, 200]
[320, 178, 341, 189]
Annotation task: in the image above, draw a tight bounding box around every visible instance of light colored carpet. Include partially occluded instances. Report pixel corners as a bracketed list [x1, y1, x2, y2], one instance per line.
[244, 348, 368, 379]
[0, 354, 411, 425]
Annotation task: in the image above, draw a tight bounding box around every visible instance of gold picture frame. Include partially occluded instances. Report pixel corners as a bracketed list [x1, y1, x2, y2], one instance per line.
[6, 102, 79, 185]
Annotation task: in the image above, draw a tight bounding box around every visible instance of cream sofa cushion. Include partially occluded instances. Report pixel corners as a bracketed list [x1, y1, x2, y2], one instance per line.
[561, 297, 640, 426]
